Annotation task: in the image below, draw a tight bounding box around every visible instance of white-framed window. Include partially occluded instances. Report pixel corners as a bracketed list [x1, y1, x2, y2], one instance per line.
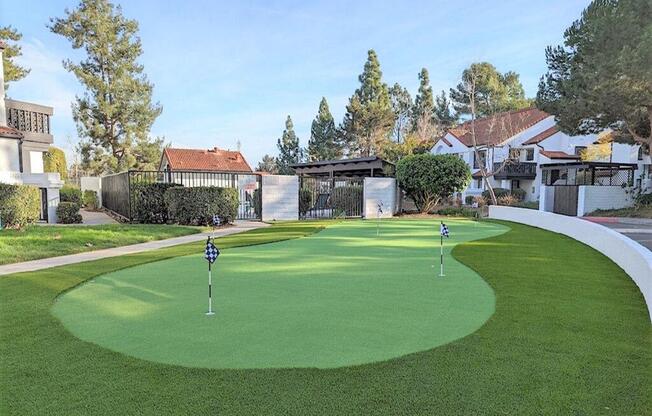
[526, 148, 534, 161]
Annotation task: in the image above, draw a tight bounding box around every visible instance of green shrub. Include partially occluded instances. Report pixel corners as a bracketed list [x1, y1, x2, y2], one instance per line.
[56, 202, 82, 224]
[330, 185, 362, 217]
[636, 192, 652, 206]
[436, 207, 478, 218]
[165, 186, 238, 225]
[131, 183, 182, 224]
[60, 185, 82, 206]
[43, 146, 68, 180]
[299, 188, 314, 216]
[83, 190, 99, 210]
[0, 183, 41, 228]
[253, 188, 262, 218]
[396, 154, 471, 213]
[482, 187, 526, 204]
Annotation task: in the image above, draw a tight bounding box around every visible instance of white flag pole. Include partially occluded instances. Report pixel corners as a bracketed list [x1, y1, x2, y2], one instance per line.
[206, 255, 215, 316]
[439, 223, 445, 277]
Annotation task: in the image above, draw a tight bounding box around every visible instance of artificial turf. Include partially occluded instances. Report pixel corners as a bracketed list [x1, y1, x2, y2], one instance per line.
[52, 220, 506, 369]
[1, 220, 650, 415]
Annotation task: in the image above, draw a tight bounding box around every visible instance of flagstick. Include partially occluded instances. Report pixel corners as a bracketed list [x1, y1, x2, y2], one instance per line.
[439, 224, 445, 277]
[206, 258, 215, 316]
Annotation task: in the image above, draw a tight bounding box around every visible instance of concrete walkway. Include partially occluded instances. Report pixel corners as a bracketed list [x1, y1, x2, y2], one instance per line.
[80, 209, 118, 225]
[582, 217, 652, 251]
[0, 221, 269, 276]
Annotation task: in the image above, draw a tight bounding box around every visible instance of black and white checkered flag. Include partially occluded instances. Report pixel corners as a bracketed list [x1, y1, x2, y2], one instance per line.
[440, 222, 450, 238]
[377, 202, 383, 214]
[204, 238, 220, 264]
[212, 215, 221, 227]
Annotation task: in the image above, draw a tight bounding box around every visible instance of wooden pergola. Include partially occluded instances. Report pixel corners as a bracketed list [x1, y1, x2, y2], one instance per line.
[290, 157, 395, 178]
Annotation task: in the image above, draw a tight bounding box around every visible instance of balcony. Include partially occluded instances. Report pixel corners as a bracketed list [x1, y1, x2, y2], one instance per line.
[493, 162, 537, 179]
[5, 98, 54, 145]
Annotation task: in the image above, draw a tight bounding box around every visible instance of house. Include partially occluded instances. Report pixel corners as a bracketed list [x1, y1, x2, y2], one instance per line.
[431, 108, 651, 214]
[159, 147, 252, 173]
[0, 41, 63, 223]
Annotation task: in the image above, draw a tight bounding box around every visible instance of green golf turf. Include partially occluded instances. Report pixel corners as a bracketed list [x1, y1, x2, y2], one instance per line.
[53, 219, 507, 369]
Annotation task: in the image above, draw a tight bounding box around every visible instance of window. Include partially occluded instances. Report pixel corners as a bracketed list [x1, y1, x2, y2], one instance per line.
[509, 148, 521, 160]
[574, 146, 587, 156]
[510, 180, 520, 191]
[526, 148, 534, 161]
[473, 150, 486, 169]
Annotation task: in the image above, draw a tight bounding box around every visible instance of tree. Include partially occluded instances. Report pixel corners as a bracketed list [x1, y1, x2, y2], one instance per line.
[307, 97, 340, 161]
[339, 50, 394, 157]
[256, 154, 278, 173]
[388, 83, 412, 143]
[396, 154, 471, 213]
[43, 146, 68, 180]
[450, 62, 531, 117]
[0, 26, 30, 90]
[434, 90, 457, 129]
[49, 0, 162, 174]
[412, 68, 434, 126]
[536, 0, 652, 151]
[276, 115, 302, 175]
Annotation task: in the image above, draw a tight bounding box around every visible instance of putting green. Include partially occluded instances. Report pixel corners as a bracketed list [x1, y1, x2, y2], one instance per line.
[53, 220, 507, 369]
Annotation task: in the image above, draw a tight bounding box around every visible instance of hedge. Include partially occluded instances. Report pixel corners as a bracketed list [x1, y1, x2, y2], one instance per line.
[56, 202, 82, 224]
[330, 185, 362, 217]
[0, 183, 41, 228]
[164, 186, 238, 225]
[83, 190, 99, 211]
[60, 185, 82, 206]
[482, 187, 526, 204]
[131, 183, 182, 224]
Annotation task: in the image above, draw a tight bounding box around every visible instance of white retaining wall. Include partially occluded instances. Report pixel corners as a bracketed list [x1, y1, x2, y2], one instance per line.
[363, 177, 396, 218]
[489, 205, 652, 322]
[578, 186, 634, 216]
[81, 176, 102, 207]
[261, 175, 298, 221]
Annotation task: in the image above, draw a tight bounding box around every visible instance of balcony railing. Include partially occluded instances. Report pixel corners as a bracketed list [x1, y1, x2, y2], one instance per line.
[493, 162, 537, 179]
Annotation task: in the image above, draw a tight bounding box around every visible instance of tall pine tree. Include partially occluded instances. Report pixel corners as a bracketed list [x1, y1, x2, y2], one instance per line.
[276, 115, 302, 174]
[434, 90, 457, 129]
[49, 0, 163, 174]
[339, 50, 394, 157]
[412, 68, 434, 127]
[0, 26, 30, 90]
[388, 83, 412, 143]
[307, 97, 340, 161]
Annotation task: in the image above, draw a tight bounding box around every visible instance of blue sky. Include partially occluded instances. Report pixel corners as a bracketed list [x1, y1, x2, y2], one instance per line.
[2, 0, 589, 166]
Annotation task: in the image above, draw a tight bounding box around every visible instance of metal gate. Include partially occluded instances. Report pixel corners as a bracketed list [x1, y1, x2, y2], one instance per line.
[553, 185, 578, 216]
[299, 177, 363, 219]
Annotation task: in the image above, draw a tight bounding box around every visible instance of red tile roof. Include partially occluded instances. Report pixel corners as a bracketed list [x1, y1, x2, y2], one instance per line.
[162, 147, 253, 172]
[0, 126, 23, 139]
[445, 108, 550, 147]
[522, 126, 559, 145]
[539, 150, 580, 160]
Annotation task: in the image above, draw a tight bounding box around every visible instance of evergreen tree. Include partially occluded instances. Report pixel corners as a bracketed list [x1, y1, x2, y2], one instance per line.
[339, 50, 394, 157]
[307, 97, 339, 161]
[43, 146, 68, 179]
[412, 68, 434, 126]
[256, 154, 278, 174]
[434, 90, 457, 129]
[0, 26, 30, 90]
[276, 115, 302, 174]
[49, 0, 162, 174]
[450, 62, 531, 117]
[388, 83, 412, 143]
[537, 0, 652, 150]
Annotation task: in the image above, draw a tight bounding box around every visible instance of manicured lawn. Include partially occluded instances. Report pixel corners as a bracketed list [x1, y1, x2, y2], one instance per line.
[0, 224, 201, 265]
[1, 220, 649, 415]
[53, 220, 506, 369]
[588, 206, 652, 218]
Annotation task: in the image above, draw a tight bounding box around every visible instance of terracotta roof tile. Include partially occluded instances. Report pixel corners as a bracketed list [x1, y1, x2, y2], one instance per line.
[539, 150, 580, 160]
[445, 108, 550, 147]
[523, 126, 559, 145]
[163, 147, 252, 172]
[0, 126, 23, 139]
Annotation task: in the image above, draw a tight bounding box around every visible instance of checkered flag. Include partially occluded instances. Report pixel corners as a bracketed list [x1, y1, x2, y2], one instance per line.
[212, 215, 221, 227]
[377, 202, 383, 214]
[440, 222, 450, 238]
[204, 238, 220, 264]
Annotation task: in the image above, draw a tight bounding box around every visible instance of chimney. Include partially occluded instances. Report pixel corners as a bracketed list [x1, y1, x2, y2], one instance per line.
[0, 41, 6, 126]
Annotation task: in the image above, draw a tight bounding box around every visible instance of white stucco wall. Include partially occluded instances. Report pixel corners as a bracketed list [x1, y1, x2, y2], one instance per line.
[261, 175, 298, 221]
[0, 137, 20, 172]
[363, 177, 396, 218]
[577, 186, 634, 216]
[81, 176, 102, 207]
[489, 205, 652, 322]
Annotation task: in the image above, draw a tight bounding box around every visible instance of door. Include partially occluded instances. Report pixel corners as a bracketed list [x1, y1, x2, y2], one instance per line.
[299, 177, 363, 219]
[39, 188, 48, 222]
[552, 186, 578, 216]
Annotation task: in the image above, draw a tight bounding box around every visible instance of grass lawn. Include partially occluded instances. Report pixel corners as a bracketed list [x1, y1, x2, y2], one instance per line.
[0, 224, 201, 265]
[1, 220, 650, 415]
[52, 220, 506, 369]
[588, 206, 652, 218]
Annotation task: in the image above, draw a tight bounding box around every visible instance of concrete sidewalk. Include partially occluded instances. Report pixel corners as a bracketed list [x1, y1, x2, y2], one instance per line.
[0, 221, 269, 276]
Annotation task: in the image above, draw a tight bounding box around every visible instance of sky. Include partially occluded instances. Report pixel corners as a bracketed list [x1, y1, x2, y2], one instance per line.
[1, 0, 590, 167]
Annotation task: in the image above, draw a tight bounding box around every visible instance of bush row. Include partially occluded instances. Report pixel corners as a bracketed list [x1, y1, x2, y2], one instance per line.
[0, 183, 41, 228]
[481, 187, 526, 204]
[165, 186, 239, 225]
[131, 183, 182, 224]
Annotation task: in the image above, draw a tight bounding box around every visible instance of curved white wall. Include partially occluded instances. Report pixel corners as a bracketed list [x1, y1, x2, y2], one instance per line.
[489, 206, 652, 322]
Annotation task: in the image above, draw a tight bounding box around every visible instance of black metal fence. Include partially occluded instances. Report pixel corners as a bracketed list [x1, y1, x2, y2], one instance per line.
[101, 170, 262, 221]
[299, 177, 363, 219]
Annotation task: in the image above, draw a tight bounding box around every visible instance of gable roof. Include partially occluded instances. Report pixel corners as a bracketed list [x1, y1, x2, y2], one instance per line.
[522, 126, 559, 145]
[445, 108, 550, 147]
[162, 147, 252, 172]
[539, 150, 580, 160]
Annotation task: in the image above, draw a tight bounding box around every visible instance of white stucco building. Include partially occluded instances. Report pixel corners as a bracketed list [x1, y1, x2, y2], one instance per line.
[431, 108, 651, 213]
[0, 41, 63, 223]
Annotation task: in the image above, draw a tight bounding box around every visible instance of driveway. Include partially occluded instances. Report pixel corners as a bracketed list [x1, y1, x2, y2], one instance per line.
[581, 217, 652, 251]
